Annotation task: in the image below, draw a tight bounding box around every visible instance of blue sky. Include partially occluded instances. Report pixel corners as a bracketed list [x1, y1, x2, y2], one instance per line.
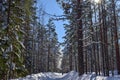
[37, 0, 66, 43]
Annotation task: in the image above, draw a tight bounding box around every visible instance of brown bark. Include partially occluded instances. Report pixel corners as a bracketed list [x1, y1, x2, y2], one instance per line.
[77, 0, 84, 75]
[7, 0, 12, 79]
[112, 0, 120, 74]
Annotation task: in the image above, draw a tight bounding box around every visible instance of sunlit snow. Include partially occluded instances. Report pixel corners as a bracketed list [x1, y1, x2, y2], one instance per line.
[57, 48, 63, 70]
[11, 71, 120, 80]
[94, 0, 100, 3]
[91, 0, 101, 4]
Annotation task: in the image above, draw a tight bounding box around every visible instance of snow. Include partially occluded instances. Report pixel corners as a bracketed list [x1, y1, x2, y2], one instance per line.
[57, 49, 63, 69]
[11, 71, 120, 80]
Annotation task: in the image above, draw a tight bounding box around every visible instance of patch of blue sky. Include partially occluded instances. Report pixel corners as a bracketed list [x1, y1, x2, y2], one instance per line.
[37, 0, 67, 43]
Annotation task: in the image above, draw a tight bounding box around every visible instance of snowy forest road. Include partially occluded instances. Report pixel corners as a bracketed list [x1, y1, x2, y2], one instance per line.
[12, 71, 79, 80]
[11, 71, 120, 80]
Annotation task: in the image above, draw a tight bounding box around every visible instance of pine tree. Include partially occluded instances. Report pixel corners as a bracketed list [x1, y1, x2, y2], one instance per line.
[46, 19, 58, 72]
[57, 0, 120, 76]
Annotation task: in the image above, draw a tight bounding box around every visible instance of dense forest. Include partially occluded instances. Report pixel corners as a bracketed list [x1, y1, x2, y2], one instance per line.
[59, 0, 120, 76]
[0, 0, 60, 79]
[0, 0, 120, 80]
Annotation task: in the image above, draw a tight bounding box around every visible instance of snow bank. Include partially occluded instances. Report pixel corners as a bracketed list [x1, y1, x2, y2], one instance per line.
[11, 71, 120, 80]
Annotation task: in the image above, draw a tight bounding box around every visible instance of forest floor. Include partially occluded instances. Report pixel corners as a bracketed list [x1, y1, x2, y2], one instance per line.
[11, 71, 120, 80]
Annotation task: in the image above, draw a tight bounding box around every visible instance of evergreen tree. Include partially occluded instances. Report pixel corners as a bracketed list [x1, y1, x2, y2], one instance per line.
[46, 19, 59, 72]
[57, 0, 120, 75]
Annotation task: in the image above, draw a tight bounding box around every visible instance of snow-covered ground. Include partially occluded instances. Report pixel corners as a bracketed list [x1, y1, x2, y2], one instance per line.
[11, 71, 120, 80]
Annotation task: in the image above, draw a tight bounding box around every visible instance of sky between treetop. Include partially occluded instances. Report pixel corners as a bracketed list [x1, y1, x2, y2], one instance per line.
[37, 0, 66, 43]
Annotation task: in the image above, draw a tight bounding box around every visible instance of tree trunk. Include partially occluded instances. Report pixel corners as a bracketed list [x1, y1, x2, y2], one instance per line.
[112, 0, 120, 74]
[77, 0, 84, 75]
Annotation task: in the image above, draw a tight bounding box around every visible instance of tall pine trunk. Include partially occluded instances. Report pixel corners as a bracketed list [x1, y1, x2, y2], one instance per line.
[77, 0, 84, 75]
[112, 0, 120, 74]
